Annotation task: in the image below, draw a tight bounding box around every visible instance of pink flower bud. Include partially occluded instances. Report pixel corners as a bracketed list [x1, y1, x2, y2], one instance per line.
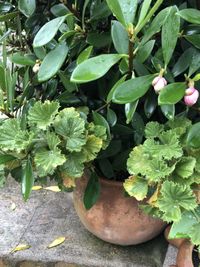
[152, 76, 167, 93]
[184, 87, 199, 106]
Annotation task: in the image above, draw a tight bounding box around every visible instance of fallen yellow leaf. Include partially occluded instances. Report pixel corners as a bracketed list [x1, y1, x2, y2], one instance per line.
[47, 237, 65, 248]
[11, 244, 31, 253]
[44, 186, 61, 192]
[32, 186, 43, 191]
[10, 202, 16, 211]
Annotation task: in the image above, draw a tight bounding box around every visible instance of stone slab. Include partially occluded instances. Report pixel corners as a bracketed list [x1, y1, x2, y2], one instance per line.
[163, 245, 178, 267]
[0, 180, 168, 267]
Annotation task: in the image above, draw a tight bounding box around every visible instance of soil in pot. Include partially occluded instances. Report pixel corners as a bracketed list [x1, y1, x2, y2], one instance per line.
[73, 174, 166, 246]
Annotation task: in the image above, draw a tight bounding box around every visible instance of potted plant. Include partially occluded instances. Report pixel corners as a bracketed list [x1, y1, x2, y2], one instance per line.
[0, 0, 200, 261]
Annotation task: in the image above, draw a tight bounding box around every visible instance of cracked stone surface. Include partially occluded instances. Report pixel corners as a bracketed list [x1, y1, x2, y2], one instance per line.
[0, 180, 168, 267]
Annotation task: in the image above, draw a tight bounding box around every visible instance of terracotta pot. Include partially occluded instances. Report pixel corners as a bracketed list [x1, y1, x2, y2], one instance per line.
[164, 226, 195, 267]
[176, 240, 194, 267]
[73, 174, 166, 245]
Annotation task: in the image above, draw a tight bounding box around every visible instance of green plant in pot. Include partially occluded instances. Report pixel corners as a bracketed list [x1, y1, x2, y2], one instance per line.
[0, 100, 109, 198]
[0, 0, 200, 259]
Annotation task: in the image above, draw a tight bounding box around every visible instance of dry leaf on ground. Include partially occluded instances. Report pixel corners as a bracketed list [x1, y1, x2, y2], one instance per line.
[10, 202, 16, 211]
[44, 186, 61, 192]
[32, 186, 43, 190]
[11, 244, 31, 253]
[47, 237, 65, 248]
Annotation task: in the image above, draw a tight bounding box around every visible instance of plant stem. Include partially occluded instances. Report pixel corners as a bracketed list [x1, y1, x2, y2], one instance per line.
[65, 2, 81, 20]
[135, 0, 164, 35]
[128, 40, 134, 75]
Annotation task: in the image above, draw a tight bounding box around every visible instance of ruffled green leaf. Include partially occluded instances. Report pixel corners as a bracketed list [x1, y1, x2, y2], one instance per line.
[87, 123, 108, 149]
[82, 135, 103, 162]
[190, 223, 200, 246]
[169, 209, 198, 239]
[144, 130, 183, 160]
[166, 117, 192, 137]
[61, 153, 86, 178]
[53, 108, 86, 152]
[175, 157, 196, 179]
[46, 131, 61, 151]
[0, 119, 32, 152]
[35, 148, 65, 177]
[123, 176, 148, 201]
[127, 146, 149, 176]
[145, 122, 164, 138]
[158, 181, 198, 222]
[147, 160, 176, 182]
[28, 101, 59, 130]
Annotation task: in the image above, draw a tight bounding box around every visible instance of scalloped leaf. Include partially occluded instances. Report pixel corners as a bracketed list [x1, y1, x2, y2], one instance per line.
[169, 209, 198, 239]
[127, 145, 150, 176]
[175, 156, 196, 179]
[123, 176, 148, 201]
[144, 130, 183, 160]
[82, 135, 103, 162]
[35, 148, 65, 177]
[53, 108, 86, 152]
[28, 101, 60, 130]
[190, 223, 200, 246]
[61, 152, 86, 178]
[145, 122, 164, 138]
[88, 123, 108, 150]
[158, 181, 198, 222]
[0, 119, 32, 152]
[46, 131, 61, 151]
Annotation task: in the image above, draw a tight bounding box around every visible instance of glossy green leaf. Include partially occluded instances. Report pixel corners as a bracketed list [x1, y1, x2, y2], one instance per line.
[141, 7, 170, 45]
[0, 2, 13, 13]
[106, 0, 138, 26]
[98, 158, 114, 179]
[178, 9, 200, 25]
[77, 46, 93, 65]
[33, 16, 66, 47]
[92, 111, 111, 139]
[112, 75, 155, 104]
[125, 101, 138, 124]
[22, 159, 34, 201]
[160, 104, 175, 120]
[144, 93, 157, 118]
[71, 54, 124, 83]
[186, 122, 200, 148]
[185, 34, 200, 49]
[38, 42, 68, 82]
[84, 172, 100, 210]
[111, 21, 129, 54]
[50, 4, 69, 17]
[188, 49, 200, 77]
[137, 0, 152, 27]
[137, 40, 155, 63]
[162, 6, 180, 67]
[107, 109, 117, 127]
[158, 83, 186, 105]
[18, 0, 36, 17]
[107, 75, 127, 103]
[172, 48, 194, 77]
[10, 53, 35, 66]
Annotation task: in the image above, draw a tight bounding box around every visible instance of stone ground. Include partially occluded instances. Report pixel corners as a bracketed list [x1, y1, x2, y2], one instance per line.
[0, 180, 175, 267]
